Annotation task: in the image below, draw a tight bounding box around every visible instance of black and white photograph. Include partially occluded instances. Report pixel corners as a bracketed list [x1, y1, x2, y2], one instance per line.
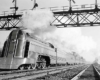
[0, 0, 100, 80]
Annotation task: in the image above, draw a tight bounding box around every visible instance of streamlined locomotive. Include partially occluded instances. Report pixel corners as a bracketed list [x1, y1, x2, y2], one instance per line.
[0, 29, 84, 70]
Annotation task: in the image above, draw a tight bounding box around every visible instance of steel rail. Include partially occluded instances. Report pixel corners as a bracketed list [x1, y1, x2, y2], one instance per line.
[71, 65, 90, 80]
[71, 65, 100, 80]
[0, 65, 87, 80]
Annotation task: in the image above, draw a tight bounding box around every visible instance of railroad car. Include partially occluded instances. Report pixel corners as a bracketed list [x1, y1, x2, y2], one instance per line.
[0, 29, 84, 70]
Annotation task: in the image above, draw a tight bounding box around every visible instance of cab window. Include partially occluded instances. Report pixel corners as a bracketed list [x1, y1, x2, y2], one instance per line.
[24, 41, 30, 58]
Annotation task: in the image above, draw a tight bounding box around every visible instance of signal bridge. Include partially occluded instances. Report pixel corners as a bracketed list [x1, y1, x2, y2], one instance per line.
[0, 4, 100, 29]
[51, 4, 100, 27]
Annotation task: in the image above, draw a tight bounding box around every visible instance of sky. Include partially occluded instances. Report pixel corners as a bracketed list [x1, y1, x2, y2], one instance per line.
[0, 0, 100, 63]
[0, 0, 100, 12]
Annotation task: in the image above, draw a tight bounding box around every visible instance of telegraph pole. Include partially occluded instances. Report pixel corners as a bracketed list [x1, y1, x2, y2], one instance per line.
[14, 0, 17, 15]
[10, 0, 18, 15]
[95, 0, 98, 9]
[55, 48, 57, 68]
[32, 0, 38, 10]
[34, 0, 36, 7]
[69, 0, 75, 11]
[69, 0, 72, 11]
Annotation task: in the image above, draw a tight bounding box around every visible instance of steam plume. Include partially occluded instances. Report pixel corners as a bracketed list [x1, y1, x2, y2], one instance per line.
[21, 9, 97, 62]
[21, 9, 56, 36]
[41, 28, 97, 62]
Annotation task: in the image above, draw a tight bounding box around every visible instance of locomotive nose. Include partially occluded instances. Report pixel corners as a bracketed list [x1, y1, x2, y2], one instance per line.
[0, 58, 7, 69]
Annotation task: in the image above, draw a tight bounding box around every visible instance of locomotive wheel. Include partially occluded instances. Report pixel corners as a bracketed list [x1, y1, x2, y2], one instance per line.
[37, 58, 46, 69]
[31, 64, 35, 69]
[36, 56, 46, 69]
[41, 62, 46, 69]
[26, 65, 31, 70]
[41, 59, 46, 69]
[35, 62, 45, 69]
[19, 66, 25, 70]
[36, 62, 41, 69]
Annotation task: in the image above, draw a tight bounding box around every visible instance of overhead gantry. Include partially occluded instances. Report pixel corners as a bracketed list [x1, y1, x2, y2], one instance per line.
[51, 4, 100, 27]
[0, 0, 100, 29]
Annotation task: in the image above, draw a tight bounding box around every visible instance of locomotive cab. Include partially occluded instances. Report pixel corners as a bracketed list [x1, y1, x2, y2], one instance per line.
[0, 29, 27, 69]
[0, 29, 48, 69]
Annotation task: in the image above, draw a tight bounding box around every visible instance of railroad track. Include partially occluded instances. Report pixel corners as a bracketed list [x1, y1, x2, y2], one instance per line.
[35, 64, 88, 80]
[71, 64, 100, 80]
[31, 64, 100, 80]
[0, 65, 76, 75]
[0, 65, 86, 80]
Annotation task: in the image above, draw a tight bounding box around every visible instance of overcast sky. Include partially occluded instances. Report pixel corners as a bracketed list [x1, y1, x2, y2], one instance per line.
[0, 0, 100, 63]
[0, 0, 100, 12]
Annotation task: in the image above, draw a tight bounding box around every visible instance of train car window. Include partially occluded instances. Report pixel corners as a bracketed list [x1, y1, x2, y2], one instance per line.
[17, 30, 23, 39]
[24, 41, 30, 58]
[9, 30, 18, 40]
[9, 42, 15, 52]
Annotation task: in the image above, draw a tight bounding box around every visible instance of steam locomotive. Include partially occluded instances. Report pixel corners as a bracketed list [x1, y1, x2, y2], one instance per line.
[0, 29, 84, 70]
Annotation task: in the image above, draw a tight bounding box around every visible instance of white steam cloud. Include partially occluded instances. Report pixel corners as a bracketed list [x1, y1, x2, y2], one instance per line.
[21, 9, 55, 36]
[21, 9, 97, 63]
[40, 28, 97, 62]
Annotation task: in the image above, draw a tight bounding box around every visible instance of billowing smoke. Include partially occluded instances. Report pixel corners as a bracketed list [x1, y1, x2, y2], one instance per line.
[21, 9, 56, 36]
[40, 28, 97, 62]
[21, 9, 97, 63]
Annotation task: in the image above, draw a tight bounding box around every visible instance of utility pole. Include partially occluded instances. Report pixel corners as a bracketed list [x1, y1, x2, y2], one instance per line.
[34, 0, 36, 7]
[10, 0, 18, 15]
[95, 0, 98, 9]
[32, 0, 38, 10]
[55, 48, 57, 68]
[68, 0, 75, 11]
